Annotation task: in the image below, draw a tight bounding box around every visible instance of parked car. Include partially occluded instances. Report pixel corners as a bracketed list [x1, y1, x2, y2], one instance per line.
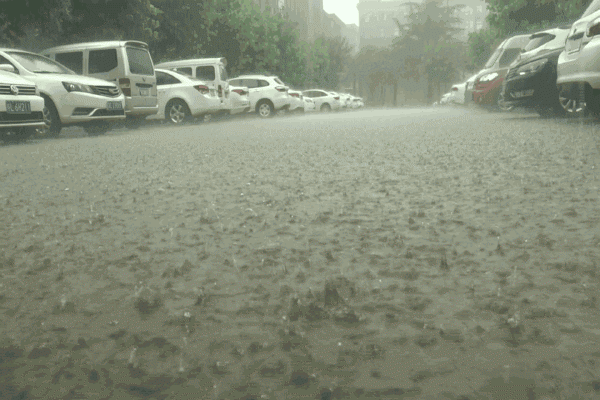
[302, 89, 340, 112]
[449, 74, 477, 105]
[338, 93, 352, 109]
[228, 84, 251, 116]
[42, 41, 158, 127]
[0, 49, 126, 136]
[501, 26, 571, 116]
[146, 68, 221, 124]
[288, 89, 304, 113]
[351, 97, 365, 108]
[472, 34, 530, 109]
[228, 74, 290, 118]
[304, 96, 316, 112]
[155, 58, 230, 114]
[0, 68, 45, 143]
[556, 0, 600, 116]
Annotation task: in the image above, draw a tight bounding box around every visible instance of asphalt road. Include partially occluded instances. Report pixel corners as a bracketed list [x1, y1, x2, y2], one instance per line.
[1, 106, 600, 399]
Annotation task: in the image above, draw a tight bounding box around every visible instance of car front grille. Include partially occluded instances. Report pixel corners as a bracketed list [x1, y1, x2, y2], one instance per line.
[0, 85, 37, 95]
[91, 85, 121, 97]
[0, 111, 43, 122]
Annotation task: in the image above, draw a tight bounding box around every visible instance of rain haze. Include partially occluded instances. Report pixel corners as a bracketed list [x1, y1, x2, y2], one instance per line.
[1, 0, 600, 399]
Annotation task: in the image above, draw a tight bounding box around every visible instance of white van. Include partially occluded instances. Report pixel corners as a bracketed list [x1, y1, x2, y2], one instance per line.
[42, 41, 158, 126]
[155, 58, 230, 112]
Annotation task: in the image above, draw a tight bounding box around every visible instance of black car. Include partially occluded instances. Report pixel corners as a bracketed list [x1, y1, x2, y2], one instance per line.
[500, 27, 570, 117]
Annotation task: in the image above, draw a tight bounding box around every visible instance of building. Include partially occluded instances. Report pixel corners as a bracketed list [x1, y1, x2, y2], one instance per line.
[357, 0, 488, 49]
[322, 12, 345, 38]
[283, 0, 324, 42]
[252, 0, 282, 14]
[342, 23, 360, 55]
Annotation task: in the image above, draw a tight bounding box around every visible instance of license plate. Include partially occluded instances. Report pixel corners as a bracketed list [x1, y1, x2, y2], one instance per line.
[140, 89, 149, 96]
[6, 100, 31, 114]
[106, 101, 123, 110]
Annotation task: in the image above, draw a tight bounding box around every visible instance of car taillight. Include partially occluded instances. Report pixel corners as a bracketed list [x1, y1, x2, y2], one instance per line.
[290, 92, 299, 98]
[275, 86, 286, 92]
[452, 87, 458, 91]
[195, 85, 209, 95]
[334, 96, 340, 100]
[232, 89, 247, 96]
[119, 78, 131, 96]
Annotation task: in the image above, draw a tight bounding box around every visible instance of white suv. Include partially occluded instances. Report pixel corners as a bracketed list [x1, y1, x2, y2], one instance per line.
[0, 68, 45, 142]
[0, 49, 125, 136]
[228, 75, 290, 117]
[557, 0, 600, 115]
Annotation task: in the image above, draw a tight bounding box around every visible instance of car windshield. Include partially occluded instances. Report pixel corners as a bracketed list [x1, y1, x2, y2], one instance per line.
[523, 33, 556, 52]
[484, 43, 504, 69]
[7, 51, 73, 74]
[582, 0, 600, 18]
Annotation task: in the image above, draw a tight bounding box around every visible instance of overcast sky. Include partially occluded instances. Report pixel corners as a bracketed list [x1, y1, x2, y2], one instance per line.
[323, 0, 359, 26]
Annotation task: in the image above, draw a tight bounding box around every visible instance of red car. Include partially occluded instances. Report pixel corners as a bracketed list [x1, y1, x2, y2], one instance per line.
[472, 34, 530, 108]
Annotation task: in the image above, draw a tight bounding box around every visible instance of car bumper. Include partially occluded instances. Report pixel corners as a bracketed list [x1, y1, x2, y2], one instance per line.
[501, 67, 558, 109]
[0, 95, 45, 129]
[55, 92, 127, 124]
[472, 78, 504, 105]
[272, 96, 291, 111]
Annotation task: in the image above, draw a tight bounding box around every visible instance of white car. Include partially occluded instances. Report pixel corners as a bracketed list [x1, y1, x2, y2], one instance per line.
[557, 1, 600, 115]
[228, 75, 290, 118]
[351, 97, 364, 108]
[0, 68, 45, 142]
[288, 89, 304, 113]
[338, 93, 353, 109]
[0, 49, 125, 136]
[302, 89, 340, 112]
[228, 84, 251, 115]
[304, 96, 316, 112]
[148, 68, 221, 124]
[448, 74, 477, 105]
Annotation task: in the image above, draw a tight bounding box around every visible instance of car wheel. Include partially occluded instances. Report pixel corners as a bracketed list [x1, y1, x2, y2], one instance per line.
[256, 100, 274, 118]
[558, 83, 596, 117]
[38, 98, 62, 137]
[83, 121, 110, 136]
[320, 103, 331, 112]
[166, 99, 191, 124]
[0, 127, 35, 143]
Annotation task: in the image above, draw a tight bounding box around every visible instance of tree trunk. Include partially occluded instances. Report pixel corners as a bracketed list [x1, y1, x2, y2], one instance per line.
[393, 82, 398, 106]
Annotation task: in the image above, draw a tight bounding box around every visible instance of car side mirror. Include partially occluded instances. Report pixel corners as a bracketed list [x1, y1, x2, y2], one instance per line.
[0, 64, 16, 73]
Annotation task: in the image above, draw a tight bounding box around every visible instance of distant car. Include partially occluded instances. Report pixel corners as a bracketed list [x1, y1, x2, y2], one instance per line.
[148, 68, 221, 124]
[472, 34, 530, 109]
[228, 74, 290, 118]
[439, 92, 452, 105]
[449, 74, 477, 105]
[351, 97, 364, 108]
[501, 26, 571, 116]
[228, 84, 251, 116]
[557, 1, 600, 116]
[0, 68, 45, 142]
[338, 93, 353, 109]
[288, 89, 304, 113]
[302, 89, 340, 112]
[304, 96, 316, 112]
[0, 48, 126, 136]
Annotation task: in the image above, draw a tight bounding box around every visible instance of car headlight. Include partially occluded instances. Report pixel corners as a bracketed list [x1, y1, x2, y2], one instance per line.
[516, 58, 548, 76]
[62, 82, 93, 93]
[478, 72, 499, 83]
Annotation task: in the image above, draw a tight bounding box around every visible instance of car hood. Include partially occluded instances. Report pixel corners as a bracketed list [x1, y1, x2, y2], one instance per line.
[0, 70, 37, 85]
[511, 47, 563, 69]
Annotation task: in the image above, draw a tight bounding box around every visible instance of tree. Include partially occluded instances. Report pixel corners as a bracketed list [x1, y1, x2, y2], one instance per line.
[392, 0, 465, 103]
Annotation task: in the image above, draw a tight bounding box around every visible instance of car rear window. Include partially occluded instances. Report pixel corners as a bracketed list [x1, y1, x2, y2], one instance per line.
[89, 49, 118, 73]
[258, 80, 269, 87]
[196, 66, 215, 81]
[484, 44, 504, 69]
[274, 78, 284, 85]
[55, 52, 83, 74]
[126, 46, 154, 75]
[175, 67, 192, 76]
